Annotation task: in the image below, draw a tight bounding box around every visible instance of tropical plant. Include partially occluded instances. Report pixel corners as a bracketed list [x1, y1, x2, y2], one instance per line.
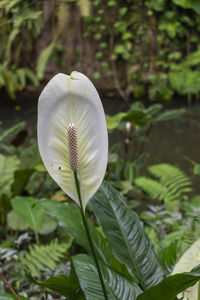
[19, 240, 70, 277]
[135, 163, 192, 210]
[19, 182, 200, 300]
[105, 103, 186, 200]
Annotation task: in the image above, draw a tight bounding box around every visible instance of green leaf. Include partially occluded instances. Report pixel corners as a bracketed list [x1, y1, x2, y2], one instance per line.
[19, 240, 69, 277]
[24, 68, 39, 86]
[36, 41, 56, 80]
[7, 209, 29, 230]
[106, 113, 126, 130]
[158, 242, 177, 276]
[156, 108, 185, 121]
[0, 292, 28, 300]
[39, 215, 57, 235]
[40, 199, 131, 280]
[191, 0, 200, 15]
[145, 104, 162, 117]
[26, 273, 79, 297]
[122, 110, 151, 127]
[0, 154, 20, 197]
[137, 266, 200, 300]
[194, 163, 200, 176]
[0, 122, 25, 144]
[91, 182, 164, 290]
[11, 196, 44, 232]
[40, 199, 113, 265]
[12, 169, 34, 196]
[73, 254, 142, 300]
[172, 0, 191, 9]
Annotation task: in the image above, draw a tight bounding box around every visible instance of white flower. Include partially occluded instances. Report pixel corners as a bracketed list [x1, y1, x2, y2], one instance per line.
[37, 71, 108, 209]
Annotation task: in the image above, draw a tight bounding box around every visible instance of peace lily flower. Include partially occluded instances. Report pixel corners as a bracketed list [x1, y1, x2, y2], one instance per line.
[37, 71, 108, 209]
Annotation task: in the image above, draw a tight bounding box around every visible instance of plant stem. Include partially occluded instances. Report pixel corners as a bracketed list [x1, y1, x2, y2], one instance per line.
[34, 231, 39, 245]
[0, 271, 20, 300]
[73, 170, 108, 300]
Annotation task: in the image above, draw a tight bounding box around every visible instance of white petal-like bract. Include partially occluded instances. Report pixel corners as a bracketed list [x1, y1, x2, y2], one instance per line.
[37, 71, 108, 209]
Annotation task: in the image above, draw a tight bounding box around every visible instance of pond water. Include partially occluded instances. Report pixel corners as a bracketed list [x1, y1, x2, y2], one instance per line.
[1, 90, 200, 196]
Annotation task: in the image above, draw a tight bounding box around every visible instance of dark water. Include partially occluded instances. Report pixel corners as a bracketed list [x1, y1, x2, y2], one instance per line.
[1, 91, 200, 195]
[109, 105, 200, 196]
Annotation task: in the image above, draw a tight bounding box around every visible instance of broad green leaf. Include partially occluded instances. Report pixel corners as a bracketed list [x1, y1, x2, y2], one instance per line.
[0, 292, 28, 300]
[40, 199, 132, 280]
[156, 108, 185, 121]
[40, 199, 113, 265]
[91, 182, 164, 290]
[172, 0, 191, 9]
[70, 289, 86, 299]
[192, 0, 200, 15]
[11, 196, 44, 233]
[171, 239, 200, 300]
[0, 122, 25, 144]
[137, 266, 200, 300]
[106, 113, 126, 130]
[7, 209, 29, 231]
[39, 215, 57, 235]
[145, 104, 162, 116]
[173, 0, 200, 14]
[0, 154, 20, 197]
[73, 254, 142, 300]
[26, 273, 79, 297]
[122, 110, 151, 127]
[12, 168, 34, 196]
[158, 242, 177, 276]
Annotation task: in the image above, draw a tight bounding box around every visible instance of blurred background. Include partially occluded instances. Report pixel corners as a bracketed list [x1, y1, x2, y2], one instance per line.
[2, 0, 200, 100]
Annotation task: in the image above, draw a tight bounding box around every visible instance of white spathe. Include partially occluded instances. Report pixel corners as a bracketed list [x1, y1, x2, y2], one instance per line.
[37, 71, 108, 209]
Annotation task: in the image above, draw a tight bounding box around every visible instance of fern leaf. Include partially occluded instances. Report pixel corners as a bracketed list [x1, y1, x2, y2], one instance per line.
[135, 177, 167, 201]
[19, 240, 71, 277]
[36, 41, 56, 80]
[24, 68, 39, 86]
[135, 164, 192, 207]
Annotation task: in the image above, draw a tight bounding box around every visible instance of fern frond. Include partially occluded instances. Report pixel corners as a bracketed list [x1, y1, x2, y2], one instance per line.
[135, 177, 168, 201]
[149, 164, 192, 197]
[135, 163, 192, 207]
[18, 240, 71, 277]
[36, 41, 56, 80]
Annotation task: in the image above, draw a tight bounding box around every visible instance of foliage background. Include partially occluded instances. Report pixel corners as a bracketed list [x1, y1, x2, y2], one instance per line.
[1, 0, 200, 102]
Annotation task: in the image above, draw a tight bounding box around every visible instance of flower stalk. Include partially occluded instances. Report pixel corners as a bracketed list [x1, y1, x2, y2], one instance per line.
[73, 170, 108, 300]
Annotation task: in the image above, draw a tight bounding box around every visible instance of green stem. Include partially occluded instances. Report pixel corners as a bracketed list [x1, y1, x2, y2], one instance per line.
[34, 230, 39, 245]
[73, 170, 108, 300]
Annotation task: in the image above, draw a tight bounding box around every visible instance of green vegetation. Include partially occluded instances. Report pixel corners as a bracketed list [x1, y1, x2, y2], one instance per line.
[1, 106, 200, 299]
[1, 0, 200, 101]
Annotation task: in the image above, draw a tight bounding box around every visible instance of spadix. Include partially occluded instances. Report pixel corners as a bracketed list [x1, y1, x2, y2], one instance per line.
[37, 71, 108, 209]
